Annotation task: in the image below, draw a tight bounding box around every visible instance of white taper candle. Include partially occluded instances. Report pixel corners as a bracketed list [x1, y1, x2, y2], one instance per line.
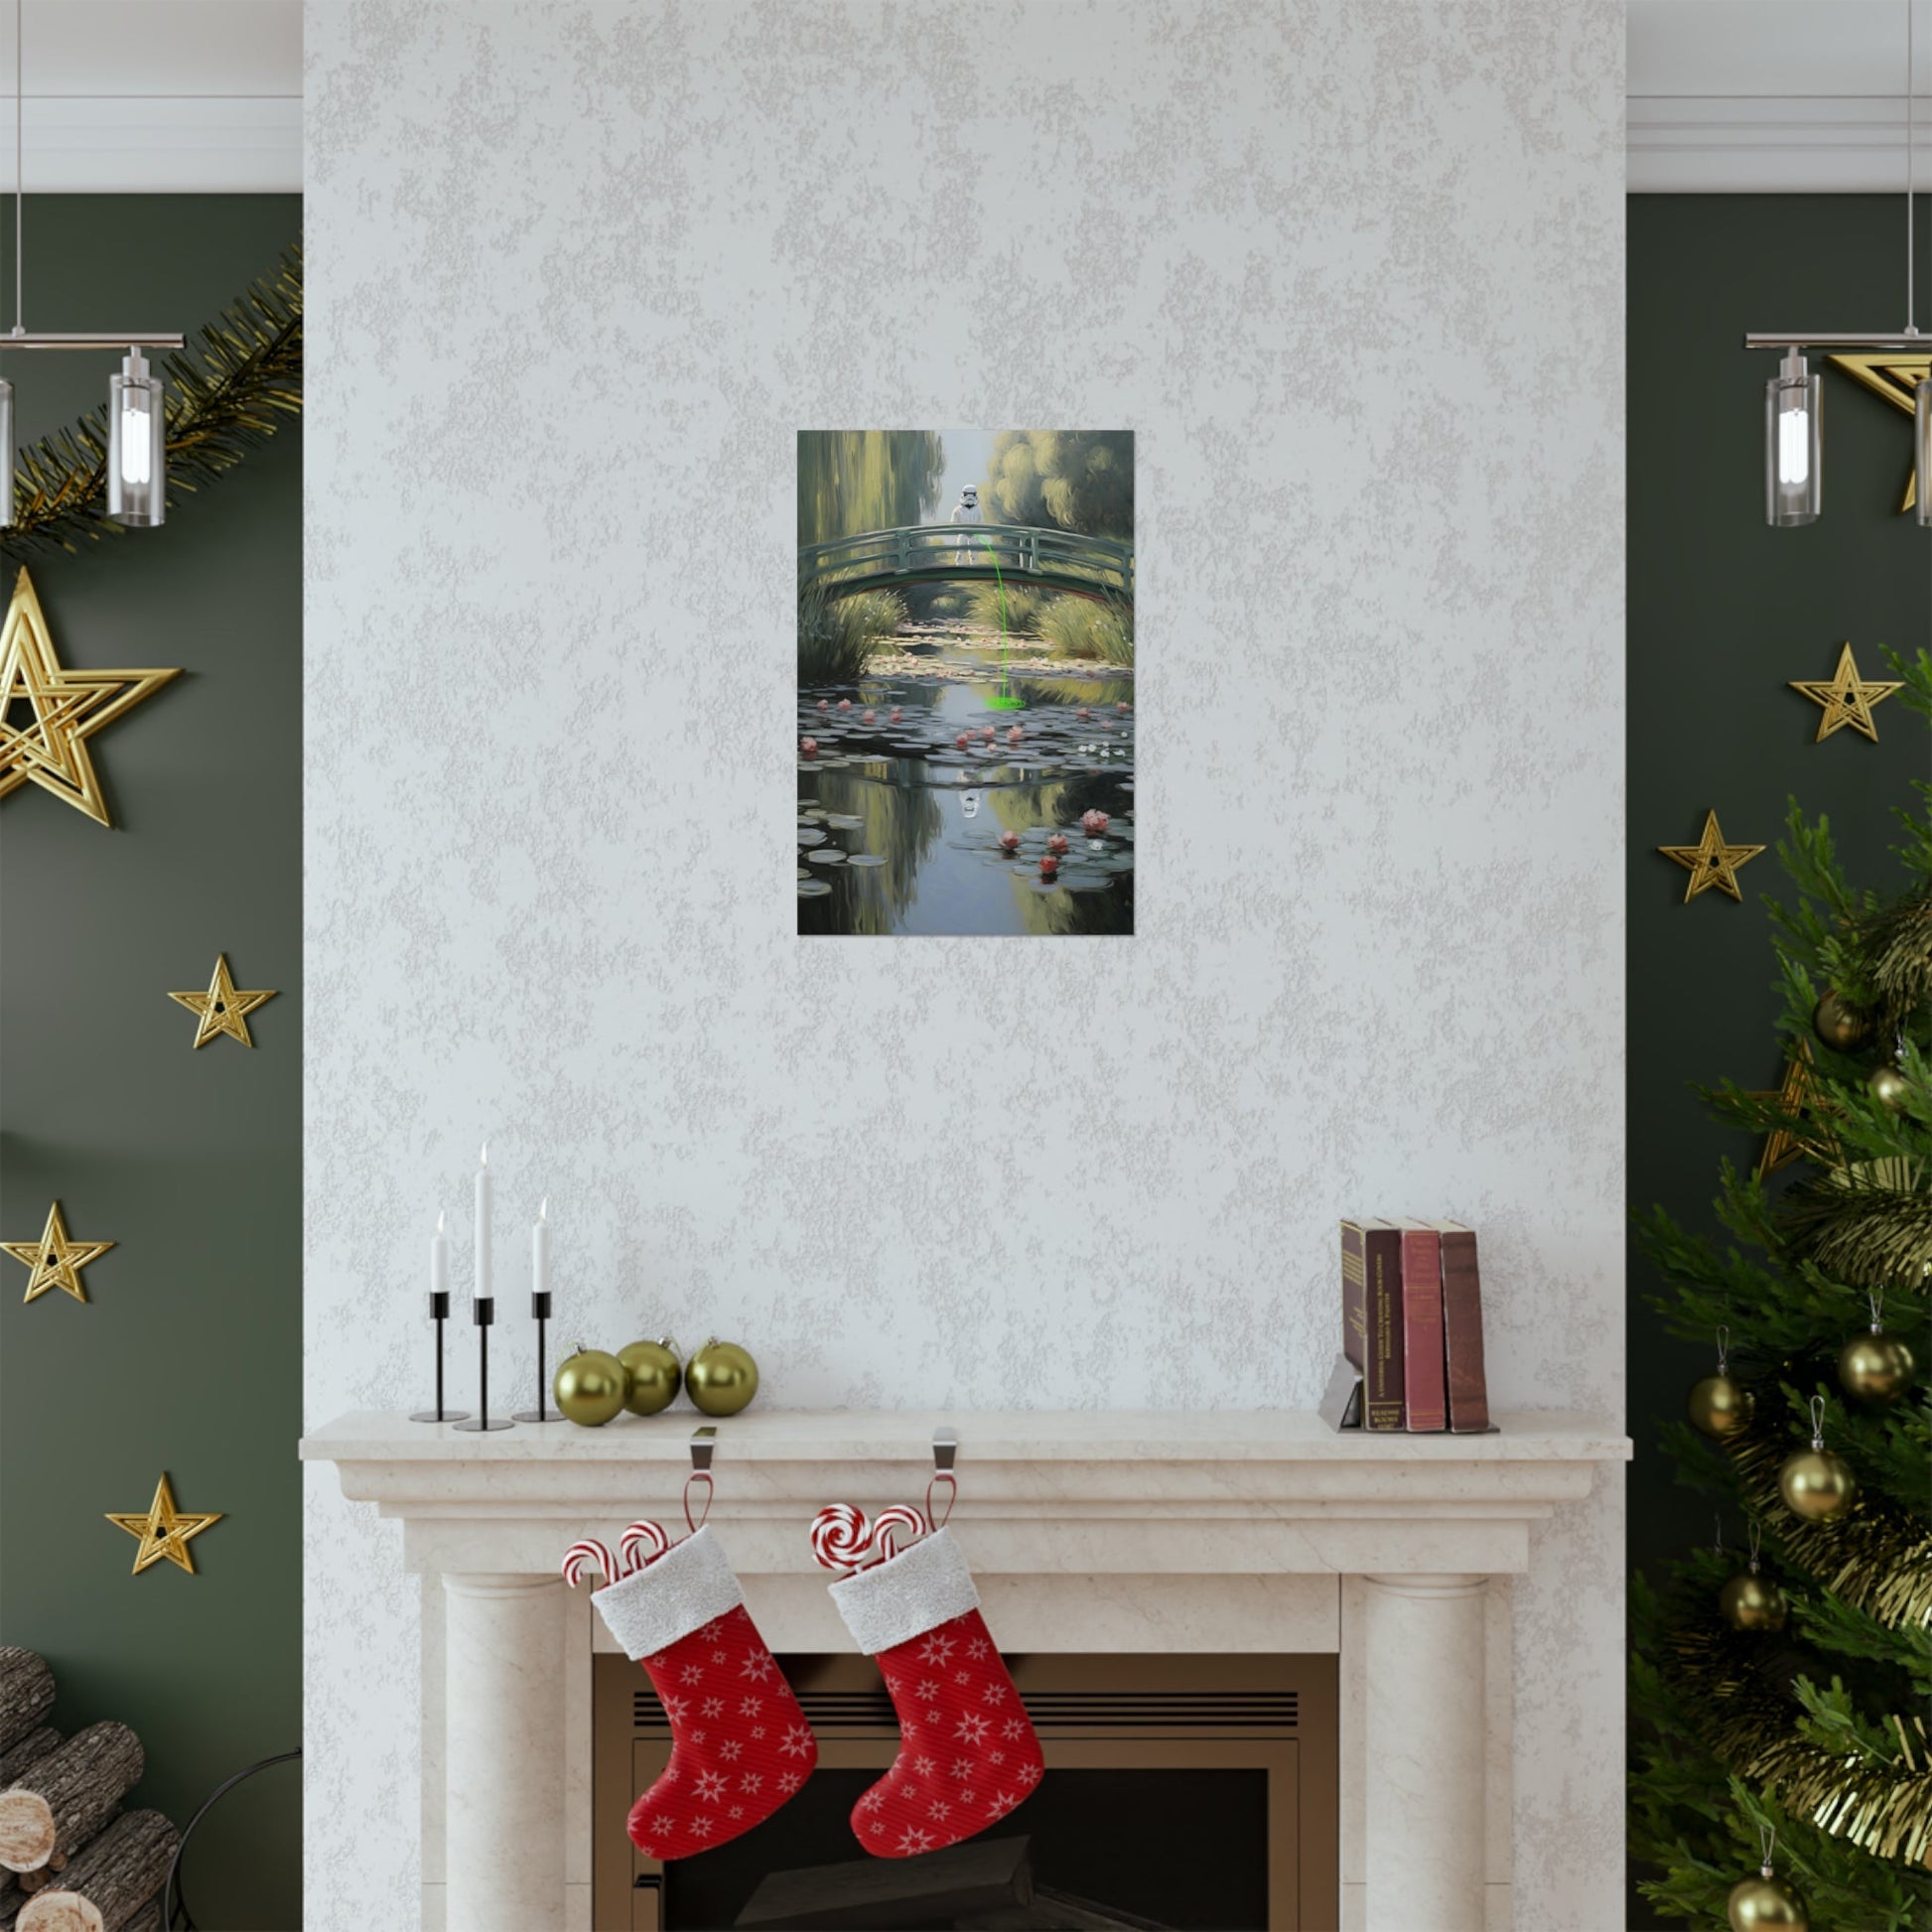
[475, 1144, 492, 1305]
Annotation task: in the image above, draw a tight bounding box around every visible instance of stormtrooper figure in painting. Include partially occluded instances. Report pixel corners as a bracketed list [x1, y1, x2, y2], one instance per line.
[950, 483, 983, 566]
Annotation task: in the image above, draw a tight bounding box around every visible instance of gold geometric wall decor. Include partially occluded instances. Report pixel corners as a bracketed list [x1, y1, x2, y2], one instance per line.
[169, 953, 277, 1048]
[1751, 1040, 1838, 1178]
[105, 1472, 223, 1576]
[1827, 351, 1929, 512]
[0, 567, 181, 827]
[1787, 640, 1901, 743]
[2, 1200, 114, 1304]
[1657, 809, 1765, 902]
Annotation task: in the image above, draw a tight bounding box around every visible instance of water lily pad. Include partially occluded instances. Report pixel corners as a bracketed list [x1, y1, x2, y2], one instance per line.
[797, 828, 826, 846]
[847, 853, 888, 867]
[824, 815, 866, 831]
[797, 879, 832, 897]
[807, 849, 846, 865]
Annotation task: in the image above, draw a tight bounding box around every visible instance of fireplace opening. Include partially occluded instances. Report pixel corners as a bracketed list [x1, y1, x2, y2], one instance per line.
[592, 1653, 1337, 1931]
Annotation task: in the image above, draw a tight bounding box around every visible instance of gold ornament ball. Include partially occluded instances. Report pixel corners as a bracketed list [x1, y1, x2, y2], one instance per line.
[1867, 1063, 1913, 1114]
[618, 1337, 682, 1417]
[1839, 1330, 1915, 1403]
[1719, 1571, 1788, 1632]
[1726, 1873, 1807, 1930]
[1778, 1447, 1858, 1521]
[553, 1346, 629, 1427]
[1688, 1372, 1755, 1439]
[1810, 990, 1870, 1052]
[685, 1337, 759, 1417]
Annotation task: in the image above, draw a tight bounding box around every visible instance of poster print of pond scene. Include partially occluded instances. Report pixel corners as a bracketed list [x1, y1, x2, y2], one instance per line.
[797, 429, 1135, 936]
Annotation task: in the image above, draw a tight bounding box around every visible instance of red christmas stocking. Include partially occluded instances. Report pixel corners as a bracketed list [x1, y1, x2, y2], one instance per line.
[586, 1527, 818, 1860]
[829, 1527, 1043, 1858]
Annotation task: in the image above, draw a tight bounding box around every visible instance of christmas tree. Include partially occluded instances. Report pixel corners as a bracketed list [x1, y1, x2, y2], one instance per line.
[1629, 651, 1932, 1930]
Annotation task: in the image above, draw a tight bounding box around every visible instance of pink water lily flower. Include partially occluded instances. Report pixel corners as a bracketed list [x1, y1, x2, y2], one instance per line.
[999, 831, 1020, 853]
[980, 726, 996, 741]
[955, 732, 971, 750]
[1047, 834, 1069, 856]
[863, 709, 877, 724]
[1039, 855, 1059, 879]
[816, 699, 829, 712]
[1076, 707, 1090, 719]
[1115, 701, 1129, 712]
[1081, 809, 1109, 837]
[837, 698, 852, 711]
[890, 707, 902, 723]
[801, 738, 819, 758]
[1007, 725, 1023, 742]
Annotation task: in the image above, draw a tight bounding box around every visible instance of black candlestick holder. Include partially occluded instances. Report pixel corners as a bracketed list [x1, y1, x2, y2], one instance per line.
[513, 1291, 563, 1422]
[453, 1298, 515, 1433]
[410, 1292, 473, 1423]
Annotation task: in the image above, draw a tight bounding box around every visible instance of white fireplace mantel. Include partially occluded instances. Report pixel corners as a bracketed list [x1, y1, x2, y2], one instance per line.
[302, 1408, 1628, 1932]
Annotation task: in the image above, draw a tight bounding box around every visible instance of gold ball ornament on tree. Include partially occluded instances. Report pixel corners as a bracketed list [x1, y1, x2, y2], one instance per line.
[552, 1343, 629, 1427]
[1838, 1292, 1916, 1403]
[618, 1336, 682, 1416]
[1777, 1396, 1858, 1522]
[1810, 989, 1871, 1052]
[1689, 1327, 1754, 1439]
[685, 1337, 759, 1417]
[1727, 1829, 1807, 1931]
[1719, 1525, 1787, 1631]
[1867, 1060, 1913, 1115]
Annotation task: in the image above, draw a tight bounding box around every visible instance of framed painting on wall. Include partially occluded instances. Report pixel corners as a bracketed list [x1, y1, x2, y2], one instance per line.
[796, 430, 1135, 936]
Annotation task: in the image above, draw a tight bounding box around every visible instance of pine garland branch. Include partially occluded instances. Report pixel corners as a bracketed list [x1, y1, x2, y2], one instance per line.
[0, 246, 302, 555]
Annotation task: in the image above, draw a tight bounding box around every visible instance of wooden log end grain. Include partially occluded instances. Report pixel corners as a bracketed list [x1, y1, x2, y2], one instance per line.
[0, 1725, 144, 1873]
[13, 1811, 173, 1932]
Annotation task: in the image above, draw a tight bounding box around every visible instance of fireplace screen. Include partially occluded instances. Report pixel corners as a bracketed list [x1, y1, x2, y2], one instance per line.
[592, 1652, 1337, 1931]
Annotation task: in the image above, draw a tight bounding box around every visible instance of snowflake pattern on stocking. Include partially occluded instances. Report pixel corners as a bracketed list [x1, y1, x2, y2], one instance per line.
[623, 1604, 817, 1862]
[851, 1606, 1042, 1860]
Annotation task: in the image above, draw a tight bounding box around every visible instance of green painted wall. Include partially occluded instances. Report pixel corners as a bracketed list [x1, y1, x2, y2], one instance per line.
[0, 197, 301, 1931]
[1628, 196, 1929, 1918]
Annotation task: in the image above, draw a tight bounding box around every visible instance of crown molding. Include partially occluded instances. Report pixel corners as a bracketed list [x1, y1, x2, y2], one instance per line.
[0, 97, 299, 193]
[1630, 94, 1932, 193]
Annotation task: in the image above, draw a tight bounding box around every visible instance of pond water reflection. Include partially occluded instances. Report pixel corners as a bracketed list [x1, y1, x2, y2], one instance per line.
[796, 659, 1135, 937]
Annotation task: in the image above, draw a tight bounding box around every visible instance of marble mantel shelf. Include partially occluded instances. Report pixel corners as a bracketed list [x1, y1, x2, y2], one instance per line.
[304, 1411, 1628, 1932]
[303, 1405, 1626, 1463]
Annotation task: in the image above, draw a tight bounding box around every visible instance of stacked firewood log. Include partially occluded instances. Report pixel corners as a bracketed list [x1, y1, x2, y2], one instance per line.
[0, 1648, 177, 1932]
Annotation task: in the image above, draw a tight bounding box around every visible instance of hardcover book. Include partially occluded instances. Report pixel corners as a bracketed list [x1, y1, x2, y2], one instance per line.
[1396, 1220, 1448, 1432]
[1433, 1220, 1491, 1434]
[1340, 1218, 1405, 1431]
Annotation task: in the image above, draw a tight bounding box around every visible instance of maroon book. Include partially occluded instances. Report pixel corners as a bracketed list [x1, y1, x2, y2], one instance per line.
[1396, 1221, 1447, 1432]
[1433, 1221, 1491, 1433]
[1341, 1219, 1404, 1431]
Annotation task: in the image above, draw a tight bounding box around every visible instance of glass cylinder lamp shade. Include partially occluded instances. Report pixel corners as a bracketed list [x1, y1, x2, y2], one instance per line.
[0, 376, 13, 528]
[107, 349, 166, 527]
[1916, 377, 1932, 529]
[1764, 349, 1821, 526]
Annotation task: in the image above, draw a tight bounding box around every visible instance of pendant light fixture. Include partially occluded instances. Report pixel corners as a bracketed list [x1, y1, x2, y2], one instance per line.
[1746, 0, 1928, 528]
[0, 1, 181, 529]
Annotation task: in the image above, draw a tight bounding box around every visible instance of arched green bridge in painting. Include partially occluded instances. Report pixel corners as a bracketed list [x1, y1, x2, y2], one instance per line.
[798, 523, 1135, 608]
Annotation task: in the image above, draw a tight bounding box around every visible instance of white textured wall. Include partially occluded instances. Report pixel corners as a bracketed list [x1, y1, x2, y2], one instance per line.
[303, 2, 1626, 1925]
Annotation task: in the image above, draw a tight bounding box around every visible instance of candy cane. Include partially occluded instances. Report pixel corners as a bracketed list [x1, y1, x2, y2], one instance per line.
[870, 1504, 928, 1563]
[561, 1538, 618, 1589]
[810, 1503, 873, 1574]
[620, 1519, 671, 1575]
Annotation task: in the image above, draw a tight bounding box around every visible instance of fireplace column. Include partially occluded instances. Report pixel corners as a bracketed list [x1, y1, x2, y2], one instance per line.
[1361, 1574, 1487, 1931]
[443, 1574, 567, 1931]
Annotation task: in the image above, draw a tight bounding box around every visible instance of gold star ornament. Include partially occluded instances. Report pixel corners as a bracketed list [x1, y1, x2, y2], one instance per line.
[0, 567, 181, 827]
[1658, 810, 1765, 902]
[1752, 1041, 1839, 1178]
[169, 953, 277, 1048]
[1828, 352, 1928, 511]
[1789, 641, 1901, 744]
[2, 1201, 114, 1305]
[105, 1472, 222, 1576]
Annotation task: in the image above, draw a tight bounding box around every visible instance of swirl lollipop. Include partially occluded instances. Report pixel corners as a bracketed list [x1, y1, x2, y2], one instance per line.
[560, 1538, 618, 1589]
[810, 1502, 873, 1575]
[870, 1504, 928, 1563]
[619, 1519, 671, 1575]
